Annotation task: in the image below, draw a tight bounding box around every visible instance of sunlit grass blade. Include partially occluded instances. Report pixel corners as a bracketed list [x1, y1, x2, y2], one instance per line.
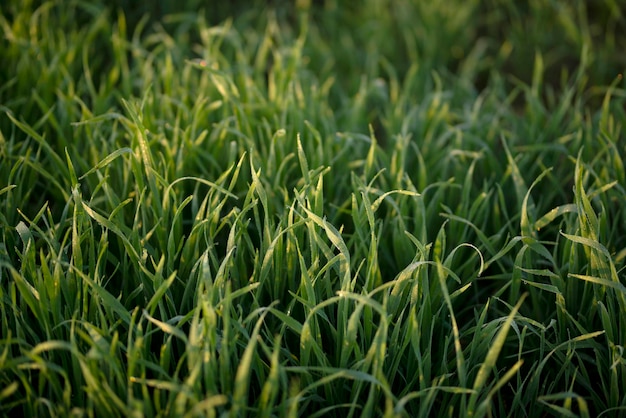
[468, 293, 527, 415]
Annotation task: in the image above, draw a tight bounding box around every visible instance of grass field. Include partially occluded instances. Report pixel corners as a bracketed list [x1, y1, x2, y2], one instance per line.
[1, 0, 626, 416]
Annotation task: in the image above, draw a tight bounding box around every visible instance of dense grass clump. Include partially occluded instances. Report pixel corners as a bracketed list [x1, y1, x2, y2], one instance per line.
[1, 0, 625, 416]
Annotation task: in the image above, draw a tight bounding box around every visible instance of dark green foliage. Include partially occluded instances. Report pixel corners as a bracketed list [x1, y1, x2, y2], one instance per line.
[1, 1, 625, 417]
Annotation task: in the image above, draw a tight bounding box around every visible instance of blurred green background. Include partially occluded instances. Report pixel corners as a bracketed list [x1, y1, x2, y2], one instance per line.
[4, 0, 623, 91]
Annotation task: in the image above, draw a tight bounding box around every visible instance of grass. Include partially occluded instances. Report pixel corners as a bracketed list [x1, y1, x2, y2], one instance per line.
[1, 0, 625, 416]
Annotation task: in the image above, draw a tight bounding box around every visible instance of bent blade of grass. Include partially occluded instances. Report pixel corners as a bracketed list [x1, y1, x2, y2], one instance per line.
[520, 167, 553, 240]
[268, 307, 303, 335]
[538, 392, 590, 418]
[440, 213, 500, 258]
[4, 110, 69, 184]
[145, 271, 177, 316]
[295, 239, 318, 308]
[70, 266, 131, 326]
[468, 293, 527, 416]
[0, 184, 17, 197]
[336, 290, 386, 369]
[369, 189, 420, 213]
[573, 151, 600, 242]
[65, 148, 79, 189]
[307, 403, 369, 418]
[250, 155, 271, 232]
[70, 112, 129, 127]
[166, 194, 194, 272]
[474, 359, 524, 418]
[561, 230, 626, 312]
[482, 235, 524, 271]
[518, 267, 562, 295]
[80, 201, 140, 265]
[395, 386, 476, 415]
[568, 273, 626, 295]
[299, 204, 351, 290]
[259, 218, 305, 289]
[121, 98, 164, 225]
[560, 232, 615, 266]
[435, 257, 468, 388]
[231, 302, 277, 416]
[129, 376, 187, 393]
[0, 382, 19, 403]
[185, 395, 229, 417]
[502, 136, 529, 211]
[443, 242, 485, 278]
[296, 133, 311, 184]
[77, 147, 134, 180]
[288, 367, 394, 410]
[258, 333, 283, 418]
[217, 282, 261, 309]
[534, 204, 578, 231]
[527, 330, 605, 412]
[300, 295, 345, 367]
